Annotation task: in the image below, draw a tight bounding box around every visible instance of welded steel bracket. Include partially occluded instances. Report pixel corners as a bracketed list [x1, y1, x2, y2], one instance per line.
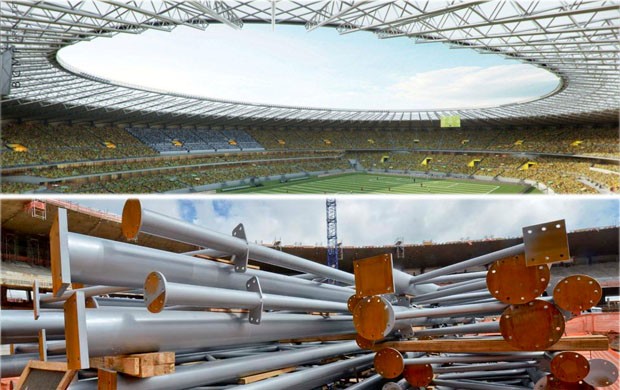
[353, 254, 395, 297]
[246, 276, 263, 325]
[64, 290, 89, 370]
[232, 223, 249, 273]
[522, 220, 570, 266]
[33, 280, 40, 320]
[50, 208, 71, 297]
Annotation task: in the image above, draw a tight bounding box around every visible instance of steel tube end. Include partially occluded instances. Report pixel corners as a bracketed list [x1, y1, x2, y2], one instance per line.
[144, 271, 168, 313]
[122, 199, 143, 240]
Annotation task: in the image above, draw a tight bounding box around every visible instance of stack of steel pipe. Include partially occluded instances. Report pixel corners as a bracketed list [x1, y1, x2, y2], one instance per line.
[2, 205, 617, 390]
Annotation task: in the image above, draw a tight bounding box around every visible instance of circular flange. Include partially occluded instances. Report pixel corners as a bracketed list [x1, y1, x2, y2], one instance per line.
[499, 299, 565, 350]
[486, 254, 550, 304]
[355, 334, 375, 350]
[553, 275, 602, 314]
[403, 364, 434, 387]
[551, 352, 590, 383]
[353, 295, 395, 341]
[121, 199, 142, 240]
[535, 374, 595, 390]
[584, 358, 619, 387]
[348, 295, 362, 313]
[144, 271, 167, 313]
[374, 347, 404, 379]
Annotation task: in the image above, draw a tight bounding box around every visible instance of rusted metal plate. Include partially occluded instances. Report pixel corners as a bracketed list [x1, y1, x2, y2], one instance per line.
[584, 358, 619, 388]
[553, 275, 602, 314]
[353, 254, 394, 298]
[352, 295, 394, 341]
[144, 271, 167, 313]
[535, 374, 595, 390]
[551, 352, 590, 383]
[487, 254, 550, 304]
[500, 299, 565, 350]
[347, 295, 361, 313]
[121, 199, 142, 240]
[355, 334, 375, 350]
[522, 220, 570, 266]
[374, 347, 404, 379]
[403, 364, 434, 387]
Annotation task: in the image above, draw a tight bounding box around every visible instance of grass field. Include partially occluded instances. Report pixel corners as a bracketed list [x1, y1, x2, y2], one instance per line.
[220, 172, 537, 194]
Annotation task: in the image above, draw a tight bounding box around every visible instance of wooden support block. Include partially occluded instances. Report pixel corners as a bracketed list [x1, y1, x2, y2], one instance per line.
[238, 367, 296, 384]
[89, 352, 175, 378]
[373, 336, 609, 353]
[97, 369, 117, 390]
[50, 208, 71, 297]
[64, 291, 89, 370]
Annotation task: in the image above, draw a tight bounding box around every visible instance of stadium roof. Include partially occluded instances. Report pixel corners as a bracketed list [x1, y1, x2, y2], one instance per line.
[1, 1, 619, 127]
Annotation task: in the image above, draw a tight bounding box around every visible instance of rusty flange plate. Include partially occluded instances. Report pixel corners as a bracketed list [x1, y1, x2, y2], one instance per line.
[374, 347, 404, 379]
[353, 254, 395, 297]
[553, 275, 602, 314]
[144, 271, 167, 313]
[535, 374, 595, 390]
[355, 334, 375, 350]
[584, 358, 619, 387]
[403, 364, 434, 387]
[348, 295, 362, 313]
[352, 295, 395, 341]
[121, 199, 142, 240]
[500, 299, 565, 350]
[487, 254, 550, 304]
[551, 352, 590, 383]
[522, 220, 570, 266]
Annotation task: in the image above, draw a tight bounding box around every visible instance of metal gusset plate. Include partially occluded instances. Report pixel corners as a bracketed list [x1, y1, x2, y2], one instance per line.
[522, 220, 570, 266]
[403, 364, 434, 387]
[352, 295, 395, 341]
[353, 254, 395, 297]
[232, 223, 249, 273]
[246, 276, 263, 325]
[584, 359, 619, 387]
[551, 352, 590, 383]
[487, 254, 550, 304]
[374, 347, 404, 379]
[553, 275, 602, 314]
[500, 299, 565, 350]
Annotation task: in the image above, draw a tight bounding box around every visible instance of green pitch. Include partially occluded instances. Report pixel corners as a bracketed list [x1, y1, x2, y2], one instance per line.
[219, 172, 537, 194]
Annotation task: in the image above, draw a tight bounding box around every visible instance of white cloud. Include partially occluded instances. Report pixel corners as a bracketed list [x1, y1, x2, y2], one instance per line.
[71, 197, 619, 247]
[391, 64, 558, 109]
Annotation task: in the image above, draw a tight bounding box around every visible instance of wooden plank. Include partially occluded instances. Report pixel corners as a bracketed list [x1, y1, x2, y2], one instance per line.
[238, 367, 296, 384]
[97, 369, 117, 390]
[89, 352, 175, 378]
[373, 336, 609, 353]
[15, 360, 77, 390]
[64, 291, 89, 370]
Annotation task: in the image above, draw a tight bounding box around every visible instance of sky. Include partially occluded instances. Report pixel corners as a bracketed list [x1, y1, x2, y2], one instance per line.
[58, 23, 559, 110]
[65, 197, 619, 247]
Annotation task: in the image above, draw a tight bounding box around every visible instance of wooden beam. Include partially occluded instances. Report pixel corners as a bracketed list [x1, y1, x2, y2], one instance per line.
[238, 367, 296, 384]
[373, 336, 609, 353]
[89, 352, 175, 378]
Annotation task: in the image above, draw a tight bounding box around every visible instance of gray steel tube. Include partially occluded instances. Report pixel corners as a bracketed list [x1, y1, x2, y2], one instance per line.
[410, 244, 524, 284]
[418, 271, 488, 284]
[415, 291, 493, 305]
[433, 361, 538, 374]
[437, 368, 528, 379]
[12, 309, 355, 357]
[1, 353, 66, 377]
[404, 353, 543, 365]
[233, 353, 374, 390]
[413, 321, 500, 337]
[122, 201, 355, 284]
[144, 272, 348, 313]
[395, 301, 508, 320]
[412, 280, 488, 303]
[69, 341, 361, 390]
[433, 379, 531, 390]
[346, 374, 384, 390]
[67, 232, 352, 302]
